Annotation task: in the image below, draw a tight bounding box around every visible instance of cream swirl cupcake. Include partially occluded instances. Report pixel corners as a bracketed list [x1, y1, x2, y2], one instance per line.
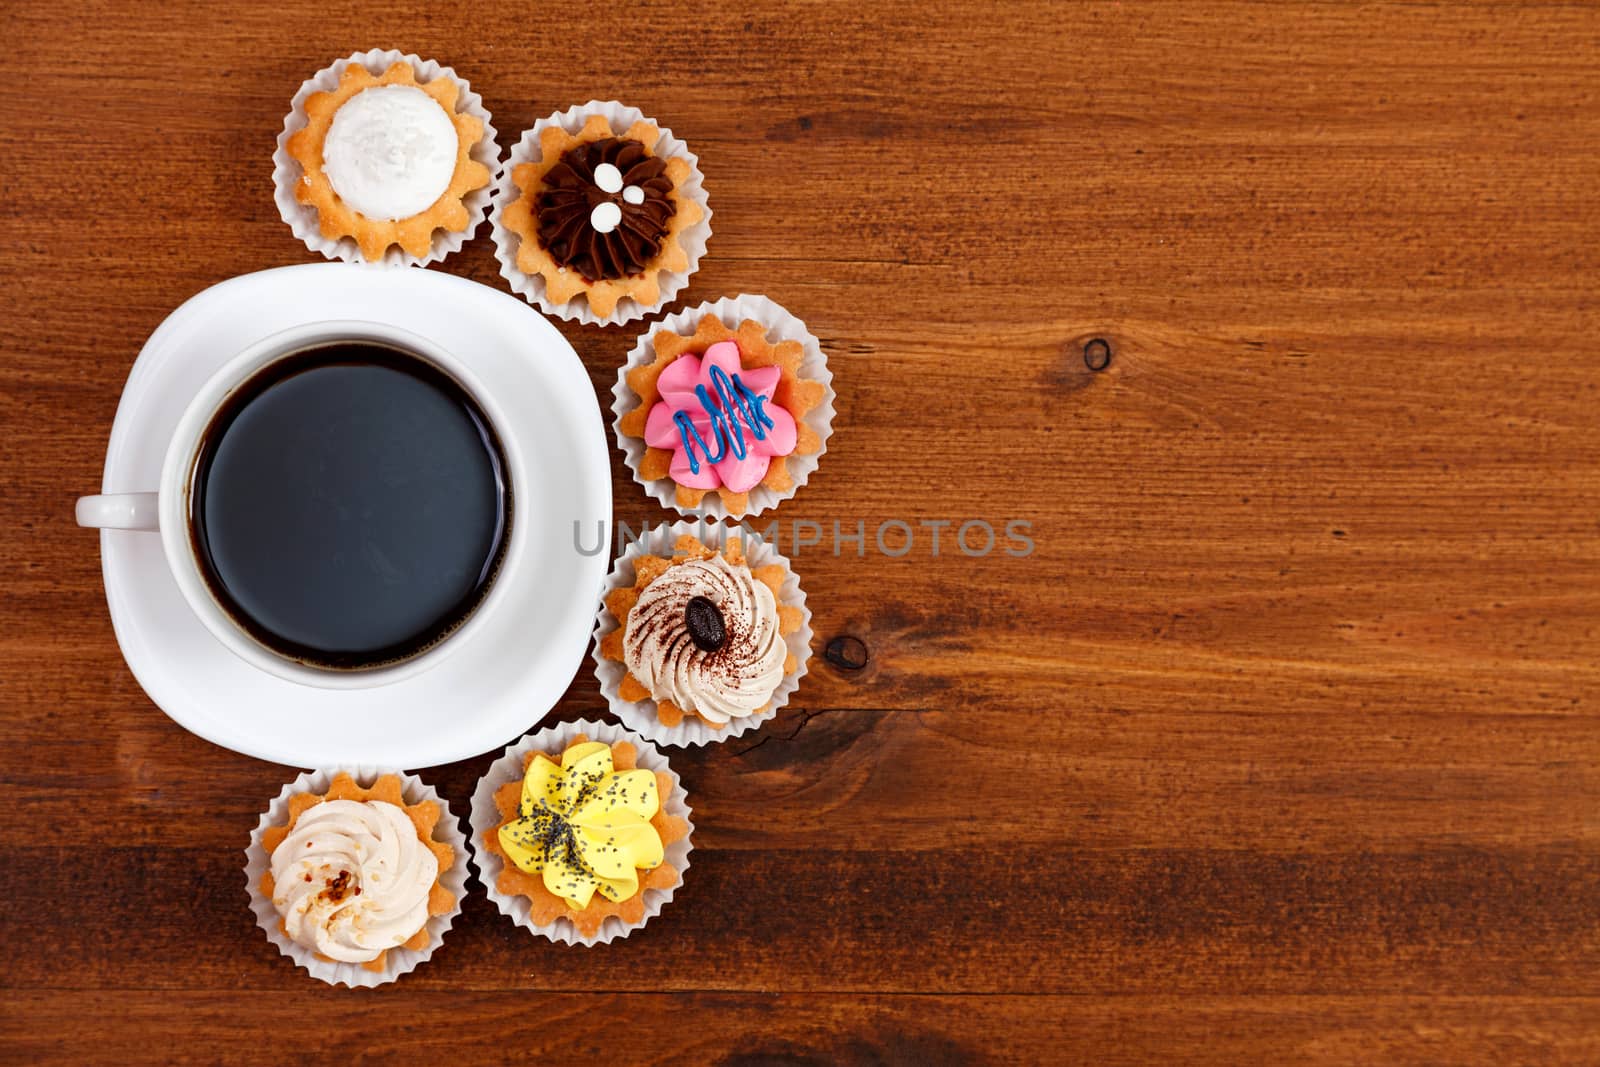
[270, 798, 439, 963]
[246, 769, 468, 987]
[594, 522, 812, 746]
[623, 554, 786, 725]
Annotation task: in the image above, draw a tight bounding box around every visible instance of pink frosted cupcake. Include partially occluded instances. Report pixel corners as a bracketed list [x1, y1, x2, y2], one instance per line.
[613, 295, 835, 519]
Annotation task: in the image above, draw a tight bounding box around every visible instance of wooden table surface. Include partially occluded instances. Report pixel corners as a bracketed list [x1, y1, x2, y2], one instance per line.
[4, 2, 1600, 1063]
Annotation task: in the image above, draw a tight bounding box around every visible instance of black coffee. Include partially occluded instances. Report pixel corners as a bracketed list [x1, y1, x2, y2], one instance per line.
[189, 342, 510, 670]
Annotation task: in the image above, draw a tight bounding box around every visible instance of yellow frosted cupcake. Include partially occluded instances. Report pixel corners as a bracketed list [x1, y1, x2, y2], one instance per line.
[469, 721, 694, 945]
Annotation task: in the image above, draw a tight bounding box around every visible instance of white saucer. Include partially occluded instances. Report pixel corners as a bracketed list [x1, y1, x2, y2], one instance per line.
[93, 264, 612, 769]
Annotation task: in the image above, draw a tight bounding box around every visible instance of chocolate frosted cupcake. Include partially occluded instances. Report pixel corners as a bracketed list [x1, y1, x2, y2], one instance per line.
[592, 520, 812, 747]
[491, 101, 711, 326]
[534, 136, 678, 282]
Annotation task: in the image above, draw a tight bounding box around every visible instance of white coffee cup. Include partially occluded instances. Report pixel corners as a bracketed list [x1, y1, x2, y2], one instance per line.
[76, 319, 520, 690]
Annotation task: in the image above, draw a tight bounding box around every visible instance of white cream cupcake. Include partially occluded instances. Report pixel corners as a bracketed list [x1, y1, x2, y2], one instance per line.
[273, 49, 499, 267]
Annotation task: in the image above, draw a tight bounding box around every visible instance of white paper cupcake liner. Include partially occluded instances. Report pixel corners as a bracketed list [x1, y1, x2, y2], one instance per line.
[273, 49, 500, 268]
[590, 519, 812, 747]
[489, 100, 712, 326]
[612, 294, 836, 519]
[468, 719, 694, 946]
[244, 766, 470, 988]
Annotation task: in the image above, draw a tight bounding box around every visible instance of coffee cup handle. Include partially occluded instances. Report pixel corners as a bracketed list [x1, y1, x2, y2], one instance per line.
[76, 493, 160, 531]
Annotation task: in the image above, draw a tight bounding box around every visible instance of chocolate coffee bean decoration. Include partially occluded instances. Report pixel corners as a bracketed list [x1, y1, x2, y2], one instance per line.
[684, 595, 726, 653]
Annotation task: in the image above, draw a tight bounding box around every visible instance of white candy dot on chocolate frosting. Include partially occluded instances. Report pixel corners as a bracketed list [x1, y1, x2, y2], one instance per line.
[593, 162, 624, 194]
[590, 201, 623, 234]
[622, 185, 645, 205]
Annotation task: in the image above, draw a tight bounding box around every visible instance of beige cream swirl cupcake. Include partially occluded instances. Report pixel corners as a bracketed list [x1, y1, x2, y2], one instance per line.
[623, 552, 787, 725]
[269, 796, 439, 962]
[592, 521, 811, 747]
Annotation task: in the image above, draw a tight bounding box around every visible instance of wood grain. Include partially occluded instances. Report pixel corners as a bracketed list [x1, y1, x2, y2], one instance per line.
[3, 1, 1600, 1063]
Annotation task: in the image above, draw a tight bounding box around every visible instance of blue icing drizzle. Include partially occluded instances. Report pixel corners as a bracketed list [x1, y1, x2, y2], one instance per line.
[672, 365, 776, 475]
